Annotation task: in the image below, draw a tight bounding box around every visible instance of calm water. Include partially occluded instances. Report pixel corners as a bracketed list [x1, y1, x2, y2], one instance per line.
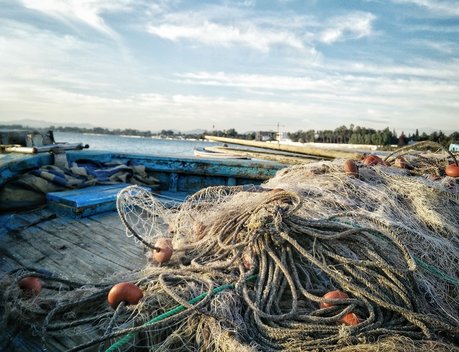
[54, 132, 220, 157]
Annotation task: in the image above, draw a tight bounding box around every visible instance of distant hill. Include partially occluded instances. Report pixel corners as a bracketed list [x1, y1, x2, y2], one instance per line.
[1, 119, 94, 129]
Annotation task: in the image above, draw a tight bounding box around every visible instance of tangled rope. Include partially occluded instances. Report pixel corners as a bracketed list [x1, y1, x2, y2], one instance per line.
[1, 155, 458, 351]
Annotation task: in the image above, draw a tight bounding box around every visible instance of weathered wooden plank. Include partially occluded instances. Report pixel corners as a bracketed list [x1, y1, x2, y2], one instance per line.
[4, 224, 108, 281]
[0, 241, 48, 270]
[0, 225, 68, 275]
[0, 255, 22, 275]
[63, 213, 145, 261]
[46, 184, 145, 218]
[39, 214, 146, 272]
[5, 212, 141, 280]
[46, 184, 130, 207]
[88, 212, 127, 232]
[3, 210, 57, 237]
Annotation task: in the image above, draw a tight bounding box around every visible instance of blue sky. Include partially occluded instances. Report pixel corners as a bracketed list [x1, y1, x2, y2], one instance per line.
[0, 0, 458, 134]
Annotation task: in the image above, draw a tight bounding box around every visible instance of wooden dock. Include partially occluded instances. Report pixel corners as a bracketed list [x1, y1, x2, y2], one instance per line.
[205, 136, 364, 160]
[205, 146, 319, 164]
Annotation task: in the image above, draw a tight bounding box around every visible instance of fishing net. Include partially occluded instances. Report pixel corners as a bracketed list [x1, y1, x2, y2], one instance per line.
[1, 145, 458, 351]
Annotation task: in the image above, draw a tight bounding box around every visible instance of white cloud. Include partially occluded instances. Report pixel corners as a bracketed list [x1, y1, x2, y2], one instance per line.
[332, 59, 459, 80]
[19, 0, 132, 38]
[3, 60, 456, 133]
[178, 72, 333, 91]
[392, 0, 459, 16]
[177, 70, 459, 104]
[145, 6, 374, 51]
[319, 12, 376, 44]
[412, 39, 457, 54]
[147, 16, 306, 52]
[0, 19, 139, 97]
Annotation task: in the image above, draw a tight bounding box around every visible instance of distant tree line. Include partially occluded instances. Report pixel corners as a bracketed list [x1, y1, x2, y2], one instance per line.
[0, 124, 200, 139]
[288, 125, 459, 147]
[1, 123, 457, 147]
[203, 128, 256, 140]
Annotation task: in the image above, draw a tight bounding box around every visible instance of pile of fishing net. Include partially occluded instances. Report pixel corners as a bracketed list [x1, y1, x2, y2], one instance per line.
[1, 145, 458, 351]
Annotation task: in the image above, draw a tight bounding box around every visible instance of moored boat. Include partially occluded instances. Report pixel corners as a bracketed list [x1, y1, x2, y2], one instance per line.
[0, 131, 285, 351]
[0, 134, 457, 352]
[193, 146, 249, 159]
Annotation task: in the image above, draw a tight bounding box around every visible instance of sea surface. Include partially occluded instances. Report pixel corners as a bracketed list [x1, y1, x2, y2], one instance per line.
[54, 132, 220, 157]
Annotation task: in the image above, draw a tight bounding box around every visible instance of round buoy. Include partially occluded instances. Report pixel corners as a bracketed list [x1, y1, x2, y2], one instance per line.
[108, 282, 143, 309]
[19, 276, 42, 297]
[339, 312, 361, 326]
[363, 155, 384, 166]
[343, 160, 358, 177]
[445, 164, 459, 177]
[153, 238, 173, 264]
[320, 290, 349, 309]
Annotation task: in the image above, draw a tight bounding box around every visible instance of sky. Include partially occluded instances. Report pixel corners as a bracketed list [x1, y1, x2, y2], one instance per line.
[0, 0, 458, 134]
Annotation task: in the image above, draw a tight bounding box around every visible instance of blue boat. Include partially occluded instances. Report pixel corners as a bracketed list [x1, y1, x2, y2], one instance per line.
[0, 130, 285, 351]
[1, 132, 458, 352]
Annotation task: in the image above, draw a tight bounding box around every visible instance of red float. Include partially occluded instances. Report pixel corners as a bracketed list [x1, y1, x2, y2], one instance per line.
[108, 282, 143, 309]
[320, 290, 349, 309]
[18, 276, 42, 296]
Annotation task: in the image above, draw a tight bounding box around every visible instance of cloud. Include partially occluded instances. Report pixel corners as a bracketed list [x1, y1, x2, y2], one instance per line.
[177, 65, 459, 96]
[319, 12, 376, 44]
[147, 15, 306, 52]
[19, 0, 132, 38]
[1, 72, 457, 133]
[173, 68, 459, 133]
[333, 59, 459, 80]
[145, 6, 374, 51]
[392, 0, 459, 16]
[0, 18, 139, 98]
[178, 72, 332, 91]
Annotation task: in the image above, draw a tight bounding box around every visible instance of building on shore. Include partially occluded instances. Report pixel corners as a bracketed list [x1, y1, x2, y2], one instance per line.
[449, 143, 459, 152]
[255, 131, 277, 141]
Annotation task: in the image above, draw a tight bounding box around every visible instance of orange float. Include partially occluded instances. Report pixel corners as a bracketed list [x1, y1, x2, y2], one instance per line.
[343, 160, 358, 177]
[362, 155, 384, 166]
[339, 312, 361, 326]
[108, 282, 143, 309]
[153, 238, 173, 264]
[445, 163, 459, 177]
[320, 290, 349, 309]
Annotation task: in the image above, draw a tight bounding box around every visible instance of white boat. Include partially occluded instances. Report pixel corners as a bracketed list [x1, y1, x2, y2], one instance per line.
[193, 147, 249, 159]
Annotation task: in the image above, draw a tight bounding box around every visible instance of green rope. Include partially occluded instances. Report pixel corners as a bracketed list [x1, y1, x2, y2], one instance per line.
[414, 258, 459, 286]
[329, 217, 459, 287]
[105, 275, 257, 352]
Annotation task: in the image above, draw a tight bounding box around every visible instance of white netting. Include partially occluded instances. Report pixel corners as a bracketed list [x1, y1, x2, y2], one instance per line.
[1, 144, 458, 352]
